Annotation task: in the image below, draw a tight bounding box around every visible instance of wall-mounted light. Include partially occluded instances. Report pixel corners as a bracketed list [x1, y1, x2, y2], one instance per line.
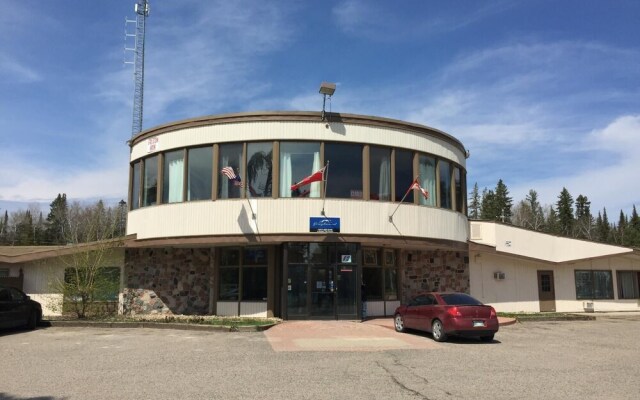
[319, 82, 336, 122]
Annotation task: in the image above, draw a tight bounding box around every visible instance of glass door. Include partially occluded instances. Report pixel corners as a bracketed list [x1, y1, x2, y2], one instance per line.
[336, 264, 357, 316]
[310, 266, 335, 318]
[287, 264, 308, 318]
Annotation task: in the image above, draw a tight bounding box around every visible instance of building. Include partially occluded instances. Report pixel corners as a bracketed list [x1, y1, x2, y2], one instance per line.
[470, 221, 640, 312]
[124, 111, 470, 319]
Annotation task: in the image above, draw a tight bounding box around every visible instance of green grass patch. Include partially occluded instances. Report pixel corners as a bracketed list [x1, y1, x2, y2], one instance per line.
[48, 314, 281, 327]
[498, 312, 595, 322]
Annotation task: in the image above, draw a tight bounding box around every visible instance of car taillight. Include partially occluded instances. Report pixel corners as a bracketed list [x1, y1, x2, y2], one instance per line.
[490, 307, 497, 318]
[447, 307, 461, 317]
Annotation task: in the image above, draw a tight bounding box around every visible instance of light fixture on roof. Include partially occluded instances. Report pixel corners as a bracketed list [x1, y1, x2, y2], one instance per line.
[319, 82, 336, 121]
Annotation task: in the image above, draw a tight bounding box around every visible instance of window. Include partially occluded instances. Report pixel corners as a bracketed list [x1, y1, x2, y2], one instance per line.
[418, 154, 436, 206]
[369, 146, 391, 201]
[0, 268, 9, 277]
[438, 160, 452, 209]
[247, 142, 273, 198]
[324, 142, 363, 199]
[143, 156, 158, 207]
[131, 161, 141, 210]
[395, 149, 413, 203]
[454, 167, 463, 212]
[218, 143, 243, 199]
[575, 270, 614, 300]
[280, 142, 321, 198]
[361, 248, 397, 302]
[617, 271, 640, 299]
[187, 147, 213, 201]
[440, 293, 482, 305]
[218, 248, 267, 302]
[163, 150, 184, 203]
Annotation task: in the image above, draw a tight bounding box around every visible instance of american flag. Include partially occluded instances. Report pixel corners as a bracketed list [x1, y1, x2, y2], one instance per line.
[221, 167, 243, 187]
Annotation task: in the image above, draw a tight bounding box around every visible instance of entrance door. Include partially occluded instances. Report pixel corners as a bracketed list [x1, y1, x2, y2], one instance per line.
[537, 270, 556, 312]
[310, 266, 335, 318]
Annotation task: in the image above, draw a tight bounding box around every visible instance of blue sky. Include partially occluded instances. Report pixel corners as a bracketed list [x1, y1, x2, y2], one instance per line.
[1, 0, 638, 217]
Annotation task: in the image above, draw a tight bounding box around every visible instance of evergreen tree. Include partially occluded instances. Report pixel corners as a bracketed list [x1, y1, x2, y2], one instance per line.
[574, 194, 593, 239]
[556, 187, 574, 236]
[15, 210, 34, 245]
[494, 179, 513, 223]
[616, 210, 628, 246]
[468, 183, 481, 219]
[480, 189, 497, 220]
[45, 193, 69, 245]
[596, 208, 611, 243]
[628, 205, 640, 247]
[544, 205, 561, 235]
[631, 205, 640, 230]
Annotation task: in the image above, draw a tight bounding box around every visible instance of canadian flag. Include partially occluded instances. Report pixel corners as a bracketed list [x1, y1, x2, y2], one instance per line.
[409, 178, 429, 200]
[290, 166, 326, 191]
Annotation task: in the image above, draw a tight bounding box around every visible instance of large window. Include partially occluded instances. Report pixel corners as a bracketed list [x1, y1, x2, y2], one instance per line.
[143, 156, 158, 207]
[280, 142, 321, 198]
[218, 143, 243, 199]
[247, 142, 273, 198]
[131, 161, 141, 210]
[325, 142, 362, 199]
[187, 147, 212, 201]
[418, 155, 436, 206]
[218, 247, 267, 302]
[362, 248, 398, 301]
[454, 167, 463, 212]
[575, 270, 614, 300]
[163, 150, 184, 203]
[438, 160, 452, 209]
[617, 271, 640, 299]
[395, 149, 414, 203]
[369, 146, 391, 201]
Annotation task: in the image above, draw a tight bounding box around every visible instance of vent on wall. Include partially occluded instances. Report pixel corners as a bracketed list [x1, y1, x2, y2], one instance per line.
[470, 224, 482, 240]
[493, 272, 506, 280]
[583, 301, 594, 312]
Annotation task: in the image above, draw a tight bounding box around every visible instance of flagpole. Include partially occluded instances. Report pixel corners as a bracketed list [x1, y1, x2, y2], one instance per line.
[321, 161, 329, 216]
[389, 175, 419, 222]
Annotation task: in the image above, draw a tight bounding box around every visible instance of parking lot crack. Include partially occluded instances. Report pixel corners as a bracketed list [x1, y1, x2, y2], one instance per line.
[376, 360, 432, 400]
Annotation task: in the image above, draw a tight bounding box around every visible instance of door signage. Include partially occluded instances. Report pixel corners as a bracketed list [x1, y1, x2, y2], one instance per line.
[341, 255, 352, 263]
[310, 217, 340, 233]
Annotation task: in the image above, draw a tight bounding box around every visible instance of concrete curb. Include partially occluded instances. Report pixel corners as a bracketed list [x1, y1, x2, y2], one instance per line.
[498, 317, 517, 327]
[44, 320, 277, 332]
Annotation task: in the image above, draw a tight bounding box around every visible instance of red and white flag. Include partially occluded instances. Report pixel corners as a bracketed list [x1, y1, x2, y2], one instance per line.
[408, 178, 429, 200]
[290, 166, 326, 191]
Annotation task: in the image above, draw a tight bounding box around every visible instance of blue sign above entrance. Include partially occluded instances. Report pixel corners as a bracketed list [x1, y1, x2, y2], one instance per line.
[310, 217, 341, 233]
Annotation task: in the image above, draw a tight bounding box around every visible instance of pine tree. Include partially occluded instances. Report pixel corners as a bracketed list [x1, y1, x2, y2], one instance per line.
[45, 193, 69, 245]
[544, 206, 560, 235]
[494, 179, 513, 223]
[480, 189, 497, 220]
[597, 208, 611, 243]
[468, 183, 480, 219]
[574, 195, 593, 239]
[556, 188, 574, 237]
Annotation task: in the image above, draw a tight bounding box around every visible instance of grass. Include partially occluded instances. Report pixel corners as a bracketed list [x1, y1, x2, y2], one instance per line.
[498, 312, 595, 322]
[47, 314, 282, 327]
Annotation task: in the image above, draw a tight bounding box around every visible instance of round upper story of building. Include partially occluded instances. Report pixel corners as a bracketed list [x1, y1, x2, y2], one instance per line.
[127, 111, 469, 245]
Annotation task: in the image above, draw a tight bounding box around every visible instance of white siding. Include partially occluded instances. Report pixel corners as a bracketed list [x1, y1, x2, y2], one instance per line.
[216, 302, 238, 317]
[128, 199, 468, 243]
[367, 301, 385, 317]
[240, 302, 268, 317]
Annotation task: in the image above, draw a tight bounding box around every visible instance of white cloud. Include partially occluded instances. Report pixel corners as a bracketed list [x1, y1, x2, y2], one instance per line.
[0, 55, 41, 83]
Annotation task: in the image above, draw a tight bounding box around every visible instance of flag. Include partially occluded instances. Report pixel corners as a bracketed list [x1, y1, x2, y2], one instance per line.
[221, 167, 243, 187]
[408, 178, 429, 200]
[290, 166, 326, 191]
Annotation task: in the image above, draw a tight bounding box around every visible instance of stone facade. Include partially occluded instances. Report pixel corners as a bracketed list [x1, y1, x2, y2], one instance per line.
[122, 248, 212, 315]
[401, 249, 469, 304]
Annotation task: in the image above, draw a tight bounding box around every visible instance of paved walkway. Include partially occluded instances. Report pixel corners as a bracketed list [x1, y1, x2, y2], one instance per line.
[264, 317, 515, 352]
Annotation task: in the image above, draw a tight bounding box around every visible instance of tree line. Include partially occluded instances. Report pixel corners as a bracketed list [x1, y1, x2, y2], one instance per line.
[0, 194, 127, 246]
[469, 181, 640, 248]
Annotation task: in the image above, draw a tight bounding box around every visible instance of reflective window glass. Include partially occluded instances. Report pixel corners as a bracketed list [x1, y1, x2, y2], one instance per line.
[143, 156, 158, 207]
[439, 160, 452, 209]
[242, 267, 267, 301]
[395, 149, 413, 202]
[362, 268, 383, 301]
[247, 142, 273, 198]
[219, 267, 239, 300]
[369, 146, 391, 201]
[131, 161, 141, 210]
[324, 142, 363, 199]
[163, 150, 184, 203]
[218, 143, 243, 199]
[187, 147, 212, 201]
[418, 155, 436, 206]
[454, 167, 462, 212]
[280, 142, 321, 198]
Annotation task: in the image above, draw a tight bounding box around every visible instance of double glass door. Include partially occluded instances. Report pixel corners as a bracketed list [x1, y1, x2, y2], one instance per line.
[286, 243, 358, 320]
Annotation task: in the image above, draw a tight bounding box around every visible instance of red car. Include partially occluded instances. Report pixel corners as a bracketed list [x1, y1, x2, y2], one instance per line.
[394, 292, 498, 342]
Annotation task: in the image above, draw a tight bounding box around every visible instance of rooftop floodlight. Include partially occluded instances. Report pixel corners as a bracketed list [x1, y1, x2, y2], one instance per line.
[319, 82, 336, 121]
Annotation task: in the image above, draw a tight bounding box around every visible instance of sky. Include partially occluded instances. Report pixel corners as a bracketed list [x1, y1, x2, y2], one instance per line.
[1, 0, 638, 218]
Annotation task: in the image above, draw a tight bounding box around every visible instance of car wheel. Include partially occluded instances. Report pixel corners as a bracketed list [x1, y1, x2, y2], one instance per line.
[480, 334, 494, 343]
[394, 314, 405, 333]
[27, 310, 38, 330]
[431, 319, 447, 342]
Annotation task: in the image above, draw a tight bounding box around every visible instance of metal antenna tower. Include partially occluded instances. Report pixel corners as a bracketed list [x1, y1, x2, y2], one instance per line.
[124, 0, 150, 137]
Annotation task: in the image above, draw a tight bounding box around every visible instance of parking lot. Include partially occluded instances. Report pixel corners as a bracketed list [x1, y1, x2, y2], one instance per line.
[1, 316, 639, 400]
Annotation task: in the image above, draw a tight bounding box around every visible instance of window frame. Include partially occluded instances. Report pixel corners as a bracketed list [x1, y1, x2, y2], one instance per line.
[574, 270, 614, 300]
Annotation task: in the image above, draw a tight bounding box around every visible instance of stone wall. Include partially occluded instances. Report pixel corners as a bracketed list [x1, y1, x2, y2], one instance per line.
[401, 249, 469, 304]
[122, 248, 212, 315]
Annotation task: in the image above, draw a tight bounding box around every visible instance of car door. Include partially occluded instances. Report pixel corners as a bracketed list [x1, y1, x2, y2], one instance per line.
[414, 294, 438, 331]
[0, 287, 19, 329]
[403, 296, 427, 329]
[8, 288, 30, 328]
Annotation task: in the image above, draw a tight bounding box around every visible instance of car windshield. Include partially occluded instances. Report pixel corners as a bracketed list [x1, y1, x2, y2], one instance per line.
[440, 293, 482, 306]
